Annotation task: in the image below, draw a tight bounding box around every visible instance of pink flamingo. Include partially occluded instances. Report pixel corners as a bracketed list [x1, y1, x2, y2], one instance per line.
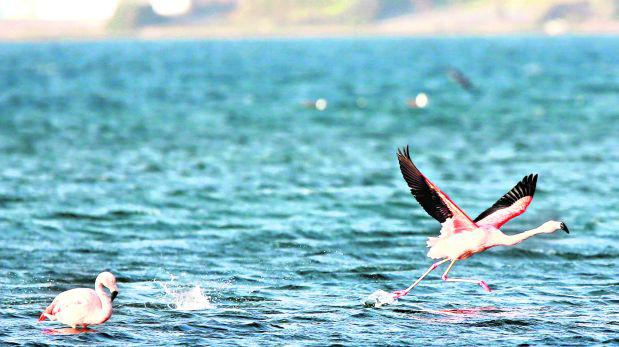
[391, 146, 569, 299]
[38, 272, 119, 330]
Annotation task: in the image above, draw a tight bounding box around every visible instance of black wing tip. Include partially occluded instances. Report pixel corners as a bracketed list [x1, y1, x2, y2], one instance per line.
[395, 145, 452, 224]
[473, 173, 538, 223]
[524, 173, 538, 182]
[521, 173, 538, 197]
[397, 145, 411, 160]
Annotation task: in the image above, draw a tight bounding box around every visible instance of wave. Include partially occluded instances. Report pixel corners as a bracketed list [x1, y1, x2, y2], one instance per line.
[50, 206, 158, 221]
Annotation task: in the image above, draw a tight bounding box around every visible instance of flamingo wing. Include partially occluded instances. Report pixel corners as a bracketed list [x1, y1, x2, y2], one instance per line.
[397, 146, 477, 234]
[474, 174, 538, 228]
[50, 289, 97, 320]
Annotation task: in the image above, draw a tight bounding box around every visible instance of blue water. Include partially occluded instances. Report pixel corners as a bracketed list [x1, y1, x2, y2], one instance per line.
[0, 37, 618, 345]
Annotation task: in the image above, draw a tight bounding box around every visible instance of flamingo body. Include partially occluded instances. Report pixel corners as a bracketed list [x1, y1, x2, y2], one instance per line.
[41, 288, 106, 326]
[39, 272, 118, 329]
[427, 224, 498, 260]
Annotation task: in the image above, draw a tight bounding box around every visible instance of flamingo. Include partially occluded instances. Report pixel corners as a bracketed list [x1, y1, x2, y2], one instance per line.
[390, 146, 569, 300]
[38, 272, 119, 329]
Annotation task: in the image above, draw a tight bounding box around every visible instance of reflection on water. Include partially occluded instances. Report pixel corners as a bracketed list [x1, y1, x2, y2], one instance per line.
[42, 327, 96, 335]
[437, 306, 504, 316]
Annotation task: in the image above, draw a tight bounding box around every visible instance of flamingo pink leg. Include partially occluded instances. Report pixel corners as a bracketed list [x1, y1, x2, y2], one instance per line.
[392, 258, 450, 299]
[440, 259, 492, 292]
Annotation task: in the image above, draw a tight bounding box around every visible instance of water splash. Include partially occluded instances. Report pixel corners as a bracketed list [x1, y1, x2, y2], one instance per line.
[364, 289, 396, 308]
[158, 276, 213, 311]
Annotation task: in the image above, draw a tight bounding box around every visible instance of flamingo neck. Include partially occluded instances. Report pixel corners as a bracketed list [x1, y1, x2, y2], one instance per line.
[94, 280, 113, 323]
[499, 224, 553, 246]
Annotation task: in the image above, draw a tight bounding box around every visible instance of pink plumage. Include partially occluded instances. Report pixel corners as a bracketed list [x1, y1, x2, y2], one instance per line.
[39, 272, 119, 329]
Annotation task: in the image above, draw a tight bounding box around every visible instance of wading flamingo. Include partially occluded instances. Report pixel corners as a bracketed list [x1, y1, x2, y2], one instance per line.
[391, 146, 569, 299]
[38, 272, 119, 329]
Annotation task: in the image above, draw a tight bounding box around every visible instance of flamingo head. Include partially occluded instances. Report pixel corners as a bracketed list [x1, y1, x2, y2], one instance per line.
[97, 271, 119, 301]
[559, 222, 570, 234]
[543, 220, 570, 234]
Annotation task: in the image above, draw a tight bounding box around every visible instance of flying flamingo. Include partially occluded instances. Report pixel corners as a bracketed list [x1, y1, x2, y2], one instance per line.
[38, 272, 119, 330]
[389, 146, 569, 301]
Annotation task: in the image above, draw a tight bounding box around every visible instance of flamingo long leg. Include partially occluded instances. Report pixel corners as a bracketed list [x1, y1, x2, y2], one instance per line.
[440, 259, 492, 292]
[392, 259, 450, 298]
[441, 259, 457, 278]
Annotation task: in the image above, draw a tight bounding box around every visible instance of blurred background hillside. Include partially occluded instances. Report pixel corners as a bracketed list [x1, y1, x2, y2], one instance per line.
[2, 0, 619, 40]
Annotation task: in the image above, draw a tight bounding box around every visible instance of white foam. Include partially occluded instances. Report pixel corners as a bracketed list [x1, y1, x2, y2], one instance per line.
[364, 289, 396, 308]
[158, 278, 213, 311]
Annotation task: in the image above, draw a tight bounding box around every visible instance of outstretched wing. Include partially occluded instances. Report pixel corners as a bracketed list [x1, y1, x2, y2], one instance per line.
[474, 174, 538, 228]
[397, 146, 477, 235]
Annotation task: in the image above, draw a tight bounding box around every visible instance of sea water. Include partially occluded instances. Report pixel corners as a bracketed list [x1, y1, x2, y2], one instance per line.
[0, 37, 618, 345]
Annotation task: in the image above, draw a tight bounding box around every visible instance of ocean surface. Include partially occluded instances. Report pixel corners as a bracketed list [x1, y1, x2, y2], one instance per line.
[0, 37, 618, 346]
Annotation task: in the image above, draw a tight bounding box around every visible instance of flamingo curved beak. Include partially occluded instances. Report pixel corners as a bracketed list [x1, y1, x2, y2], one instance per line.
[111, 291, 118, 302]
[560, 222, 569, 234]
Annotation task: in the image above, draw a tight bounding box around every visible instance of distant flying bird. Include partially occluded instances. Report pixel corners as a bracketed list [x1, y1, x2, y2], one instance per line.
[39, 272, 119, 330]
[446, 67, 477, 94]
[391, 146, 568, 299]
